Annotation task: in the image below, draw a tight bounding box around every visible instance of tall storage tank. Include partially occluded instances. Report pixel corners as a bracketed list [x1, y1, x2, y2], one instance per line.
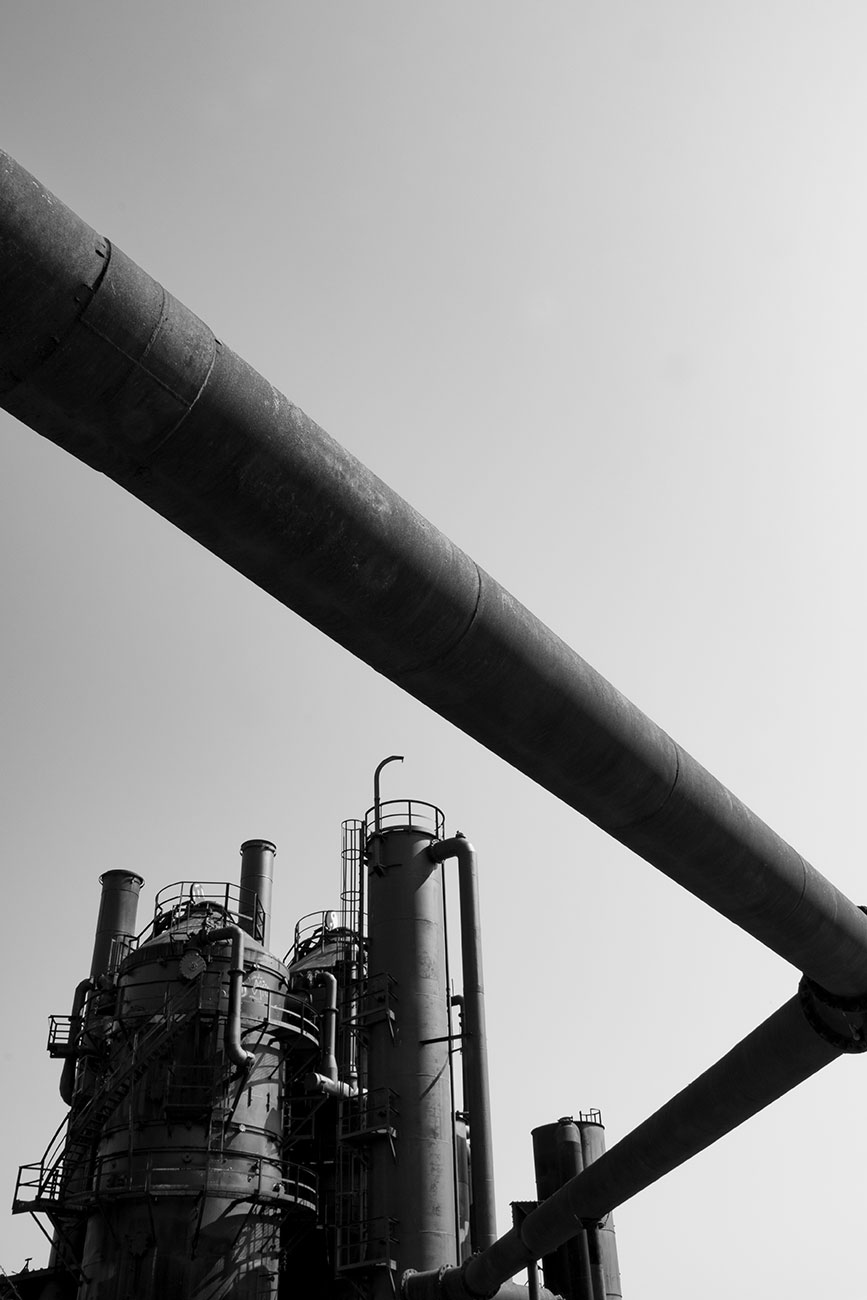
[35, 871, 320, 1300]
[80, 884, 317, 1298]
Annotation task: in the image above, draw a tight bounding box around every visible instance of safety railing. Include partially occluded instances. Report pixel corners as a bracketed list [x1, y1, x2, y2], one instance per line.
[46, 1015, 76, 1057]
[13, 1115, 72, 1211]
[339, 1087, 399, 1144]
[90, 1148, 316, 1209]
[351, 972, 398, 1031]
[108, 883, 267, 964]
[336, 1215, 399, 1274]
[364, 798, 445, 840]
[151, 881, 266, 943]
[15, 980, 203, 1214]
[284, 910, 360, 969]
[252, 988, 319, 1046]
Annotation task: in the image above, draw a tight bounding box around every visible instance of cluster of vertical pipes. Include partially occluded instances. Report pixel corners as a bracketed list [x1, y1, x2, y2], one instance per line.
[20, 793, 575, 1300]
[531, 1118, 621, 1300]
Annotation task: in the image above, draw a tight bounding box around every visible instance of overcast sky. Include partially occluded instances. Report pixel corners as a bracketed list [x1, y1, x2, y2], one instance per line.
[2, 4, 867, 1295]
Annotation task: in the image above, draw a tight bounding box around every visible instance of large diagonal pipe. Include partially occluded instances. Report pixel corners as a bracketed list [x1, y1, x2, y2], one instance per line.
[2, 147, 867, 1002]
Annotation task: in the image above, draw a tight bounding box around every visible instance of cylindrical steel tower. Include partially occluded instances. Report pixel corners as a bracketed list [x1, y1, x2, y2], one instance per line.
[73, 888, 318, 1300]
[365, 802, 456, 1295]
[15, 847, 322, 1300]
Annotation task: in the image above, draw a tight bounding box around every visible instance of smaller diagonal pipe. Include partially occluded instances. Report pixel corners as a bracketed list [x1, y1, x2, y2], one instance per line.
[403, 994, 850, 1298]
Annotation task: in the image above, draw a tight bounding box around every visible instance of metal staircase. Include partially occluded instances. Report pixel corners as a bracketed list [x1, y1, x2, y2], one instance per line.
[13, 980, 201, 1216]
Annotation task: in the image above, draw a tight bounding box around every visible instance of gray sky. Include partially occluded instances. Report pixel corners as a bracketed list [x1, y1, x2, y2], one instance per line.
[2, 4, 866, 1294]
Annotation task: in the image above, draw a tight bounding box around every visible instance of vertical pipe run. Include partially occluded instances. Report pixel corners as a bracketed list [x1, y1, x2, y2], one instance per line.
[203, 926, 254, 1071]
[556, 1119, 594, 1300]
[578, 1119, 622, 1299]
[585, 1229, 607, 1300]
[428, 836, 497, 1251]
[239, 839, 275, 949]
[88, 870, 144, 983]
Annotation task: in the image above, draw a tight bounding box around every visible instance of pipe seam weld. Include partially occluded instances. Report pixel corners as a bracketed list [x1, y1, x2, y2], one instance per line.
[392, 560, 484, 681]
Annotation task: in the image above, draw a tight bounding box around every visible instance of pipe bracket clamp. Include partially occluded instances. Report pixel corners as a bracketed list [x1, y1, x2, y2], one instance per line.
[798, 976, 867, 1053]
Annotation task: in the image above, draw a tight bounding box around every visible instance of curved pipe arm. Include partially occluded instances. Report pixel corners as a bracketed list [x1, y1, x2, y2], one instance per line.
[304, 1072, 359, 1099]
[373, 754, 404, 833]
[428, 834, 496, 1252]
[203, 926, 254, 1071]
[59, 977, 94, 1105]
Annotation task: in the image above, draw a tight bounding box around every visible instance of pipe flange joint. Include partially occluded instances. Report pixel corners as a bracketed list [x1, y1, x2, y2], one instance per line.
[401, 1264, 495, 1300]
[800, 973, 867, 1016]
[798, 976, 867, 1053]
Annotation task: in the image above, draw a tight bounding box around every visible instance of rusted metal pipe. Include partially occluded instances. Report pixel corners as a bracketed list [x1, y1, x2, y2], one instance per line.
[1, 149, 865, 997]
[429, 835, 497, 1252]
[402, 995, 850, 1298]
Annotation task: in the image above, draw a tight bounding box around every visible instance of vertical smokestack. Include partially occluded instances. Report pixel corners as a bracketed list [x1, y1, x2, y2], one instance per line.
[556, 1119, 595, 1300]
[532, 1123, 576, 1298]
[239, 839, 275, 949]
[89, 871, 144, 982]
